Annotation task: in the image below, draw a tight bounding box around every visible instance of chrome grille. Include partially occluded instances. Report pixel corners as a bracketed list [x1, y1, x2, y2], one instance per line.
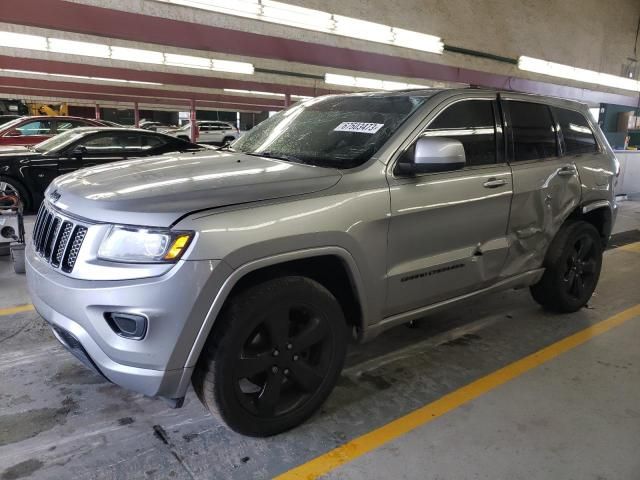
[33, 203, 88, 273]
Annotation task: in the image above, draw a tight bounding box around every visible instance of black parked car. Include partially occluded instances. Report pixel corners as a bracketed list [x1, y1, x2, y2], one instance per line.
[0, 127, 204, 211]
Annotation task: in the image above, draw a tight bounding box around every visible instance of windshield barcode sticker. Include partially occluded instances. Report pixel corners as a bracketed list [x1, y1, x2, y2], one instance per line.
[334, 122, 384, 134]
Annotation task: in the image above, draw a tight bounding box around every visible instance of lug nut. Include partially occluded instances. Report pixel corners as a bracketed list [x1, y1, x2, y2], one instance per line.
[293, 355, 299, 361]
[273, 349, 279, 357]
[272, 366, 279, 374]
[286, 343, 293, 350]
[284, 369, 290, 376]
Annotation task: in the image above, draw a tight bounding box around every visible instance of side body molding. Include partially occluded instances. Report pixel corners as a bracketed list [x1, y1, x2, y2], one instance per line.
[183, 246, 369, 369]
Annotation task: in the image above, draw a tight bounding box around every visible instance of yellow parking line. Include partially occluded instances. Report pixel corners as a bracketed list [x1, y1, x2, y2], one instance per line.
[0, 304, 35, 316]
[619, 241, 640, 253]
[275, 303, 640, 480]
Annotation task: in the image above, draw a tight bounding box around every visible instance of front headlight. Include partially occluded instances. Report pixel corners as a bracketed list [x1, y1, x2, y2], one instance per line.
[98, 226, 194, 263]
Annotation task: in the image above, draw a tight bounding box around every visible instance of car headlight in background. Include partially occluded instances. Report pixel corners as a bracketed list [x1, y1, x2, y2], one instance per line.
[98, 226, 194, 263]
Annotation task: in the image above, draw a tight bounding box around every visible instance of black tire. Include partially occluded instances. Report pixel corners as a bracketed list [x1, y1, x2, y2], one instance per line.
[193, 276, 348, 436]
[0, 175, 31, 211]
[530, 221, 603, 313]
[222, 136, 235, 145]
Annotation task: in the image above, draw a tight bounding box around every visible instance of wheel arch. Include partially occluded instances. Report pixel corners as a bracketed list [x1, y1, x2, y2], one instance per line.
[183, 247, 369, 370]
[0, 173, 32, 210]
[568, 200, 613, 246]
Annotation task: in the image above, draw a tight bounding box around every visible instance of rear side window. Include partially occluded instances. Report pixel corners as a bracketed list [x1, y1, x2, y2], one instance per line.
[423, 99, 497, 166]
[553, 107, 598, 155]
[142, 135, 167, 149]
[507, 101, 557, 161]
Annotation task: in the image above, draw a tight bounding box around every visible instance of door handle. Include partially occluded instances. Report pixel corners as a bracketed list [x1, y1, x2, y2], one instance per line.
[557, 165, 577, 177]
[483, 178, 507, 188]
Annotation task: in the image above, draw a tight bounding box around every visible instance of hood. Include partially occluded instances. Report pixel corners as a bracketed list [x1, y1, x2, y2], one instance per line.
[47, 150, 342, 226]
[0, 146, 41, 158]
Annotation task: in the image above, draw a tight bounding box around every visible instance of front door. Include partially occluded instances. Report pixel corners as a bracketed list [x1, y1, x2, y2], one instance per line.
[385, 95, 513, 317]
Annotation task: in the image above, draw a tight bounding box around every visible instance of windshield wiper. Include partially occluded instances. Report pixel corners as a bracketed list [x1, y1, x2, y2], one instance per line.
[246, 151, 314, 165]
[216, 144, 236, 152]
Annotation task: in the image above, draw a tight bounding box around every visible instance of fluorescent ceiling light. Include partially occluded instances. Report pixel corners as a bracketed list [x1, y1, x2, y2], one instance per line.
[0, 30, 254, 76]
[324, 73, 430, 91]
[0, 68, 162, 85]
[48, 38, 111, 58]
[261, 0, 333, 32]
[165, 53, 211, 69]
[154, 0, 444, 54]
[0, 31, 48, 51]
[224, 88, 285, 97]
[518, 56, 640, 93]
[110, 46, 165, 64]
[211, 59, 255, 75]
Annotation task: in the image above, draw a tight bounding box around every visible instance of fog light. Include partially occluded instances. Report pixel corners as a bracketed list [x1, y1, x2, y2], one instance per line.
[105, 312, 147, 340]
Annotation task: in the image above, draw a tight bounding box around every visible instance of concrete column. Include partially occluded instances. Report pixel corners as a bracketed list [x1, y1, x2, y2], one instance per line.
[133, 102, 140, 128]
[284, 93, 291, 108]
[94, 104, 101, 120]
[189, 99, 198, 143]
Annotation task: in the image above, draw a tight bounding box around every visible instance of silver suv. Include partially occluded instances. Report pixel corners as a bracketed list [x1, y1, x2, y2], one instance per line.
[26, 89, 618, 436]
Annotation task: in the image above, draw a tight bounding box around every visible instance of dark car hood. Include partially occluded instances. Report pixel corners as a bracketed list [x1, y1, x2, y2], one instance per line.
[47, 150, 342, 226]
[0, 146, 42, 158]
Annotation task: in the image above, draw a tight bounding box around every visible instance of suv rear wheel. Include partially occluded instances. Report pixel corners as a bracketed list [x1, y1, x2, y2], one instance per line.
[530, 221, 603, 312]
[193, 276, 348, 436]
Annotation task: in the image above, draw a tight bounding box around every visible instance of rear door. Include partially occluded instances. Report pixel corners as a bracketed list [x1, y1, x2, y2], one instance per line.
[385, 93, 513, 316]
[500, 96, 581, 277]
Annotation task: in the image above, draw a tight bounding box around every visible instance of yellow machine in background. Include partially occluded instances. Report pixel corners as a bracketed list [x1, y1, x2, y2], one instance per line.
[28, 103, 68, 116]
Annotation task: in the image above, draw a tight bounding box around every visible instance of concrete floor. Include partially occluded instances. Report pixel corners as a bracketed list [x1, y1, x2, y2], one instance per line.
[0, 202, 639, 480]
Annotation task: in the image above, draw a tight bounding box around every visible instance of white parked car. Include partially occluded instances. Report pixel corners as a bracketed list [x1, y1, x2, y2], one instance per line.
[165, 121, 240, 145]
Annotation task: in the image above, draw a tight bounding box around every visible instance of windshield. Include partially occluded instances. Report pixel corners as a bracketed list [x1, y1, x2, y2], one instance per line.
[232, 94, 431, 168]
[33, 129, 89, 153]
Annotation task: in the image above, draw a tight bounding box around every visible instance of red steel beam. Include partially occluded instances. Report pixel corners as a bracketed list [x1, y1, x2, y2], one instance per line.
[0, 76, 287, 108]
[0, 86, 281, 112]
[0, 56, 331, 97]
[1, 0, 638, 106]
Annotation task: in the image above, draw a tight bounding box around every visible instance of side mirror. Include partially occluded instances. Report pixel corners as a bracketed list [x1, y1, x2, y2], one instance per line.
[70, 145, 87, 157]
[396, 137, 466, 175]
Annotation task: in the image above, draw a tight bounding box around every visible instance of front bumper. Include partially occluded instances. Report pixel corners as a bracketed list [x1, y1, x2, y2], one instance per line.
[26, 242, 228, 398]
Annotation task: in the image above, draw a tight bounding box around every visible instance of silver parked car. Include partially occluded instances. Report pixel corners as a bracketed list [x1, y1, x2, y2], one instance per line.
[26, 89, 618, 436]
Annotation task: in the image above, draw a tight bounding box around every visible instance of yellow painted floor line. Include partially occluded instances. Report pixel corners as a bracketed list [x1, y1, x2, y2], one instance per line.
[0, 304, 35, 317]
[619, 241, 640, 253]
[275, 303, 640, 480]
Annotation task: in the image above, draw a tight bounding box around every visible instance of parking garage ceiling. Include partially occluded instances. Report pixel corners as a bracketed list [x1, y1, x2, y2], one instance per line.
[0, 0, 639, 110]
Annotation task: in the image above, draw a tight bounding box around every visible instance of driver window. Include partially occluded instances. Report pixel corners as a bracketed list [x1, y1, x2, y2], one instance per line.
[17, 120, 53, 136]
[423, 99, 497, 166]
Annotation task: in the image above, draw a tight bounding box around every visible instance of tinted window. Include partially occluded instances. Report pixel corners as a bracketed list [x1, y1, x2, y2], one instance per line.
[423, 99, 496, 166]
[554, 107, 598, 155]
[507, 101, 557, 161]
[82, 134, 124, 152]
[57, 119, 88, 132]
[17, 120, 53, 136]
[142, 135, 167, 149]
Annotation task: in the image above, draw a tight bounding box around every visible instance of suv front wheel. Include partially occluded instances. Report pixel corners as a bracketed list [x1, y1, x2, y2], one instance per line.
[530, 220, 603, 313]
[193, 276, 348, 436]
